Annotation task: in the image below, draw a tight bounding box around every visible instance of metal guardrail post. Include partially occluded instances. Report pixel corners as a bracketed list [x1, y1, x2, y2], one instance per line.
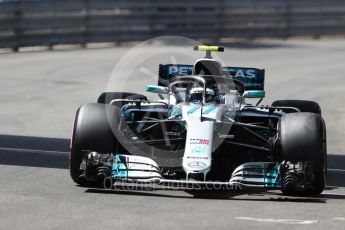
[49, 0, 56, 50]
[216, 0, 224, 44]
[13, 0, 22, 52]
[82, 0, 89, 48]
[284, 0, 291, 39]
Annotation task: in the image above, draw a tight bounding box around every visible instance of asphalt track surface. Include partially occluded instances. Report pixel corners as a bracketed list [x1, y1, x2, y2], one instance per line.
[1, 39, 345, 229]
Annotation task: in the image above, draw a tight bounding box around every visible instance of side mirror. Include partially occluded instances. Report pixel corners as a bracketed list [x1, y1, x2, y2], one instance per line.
[243, 90, 265, 98]
[145, 85, 169, 94]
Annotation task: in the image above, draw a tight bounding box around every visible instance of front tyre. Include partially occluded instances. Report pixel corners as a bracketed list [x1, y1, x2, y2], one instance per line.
[70, 103, 121, 186]
[278, 112, 327, 195]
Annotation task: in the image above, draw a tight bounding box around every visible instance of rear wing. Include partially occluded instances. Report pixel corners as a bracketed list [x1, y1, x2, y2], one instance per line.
[158, 64, 265, 90]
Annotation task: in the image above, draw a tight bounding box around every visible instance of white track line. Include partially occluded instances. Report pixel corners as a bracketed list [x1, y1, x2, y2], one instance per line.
[333, 217, 345, 221]
[323, 192, 345, 196]
[328, 168, 345, 172]
[0, 147, 68, 155]
[236, 217, 318, 224]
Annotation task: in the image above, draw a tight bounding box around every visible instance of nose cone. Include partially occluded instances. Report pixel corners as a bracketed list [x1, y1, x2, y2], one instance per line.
[182, 118, 213, 175]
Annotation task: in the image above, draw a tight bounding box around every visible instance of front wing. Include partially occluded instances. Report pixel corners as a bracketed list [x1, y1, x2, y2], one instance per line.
[81, 152, 282, 190]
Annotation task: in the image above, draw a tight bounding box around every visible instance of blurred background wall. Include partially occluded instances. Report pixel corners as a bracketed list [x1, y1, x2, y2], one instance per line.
[1, 0, 345, 51]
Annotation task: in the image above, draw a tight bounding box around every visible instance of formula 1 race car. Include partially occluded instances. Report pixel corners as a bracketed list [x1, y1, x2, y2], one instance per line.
[70, 45, 327, 196]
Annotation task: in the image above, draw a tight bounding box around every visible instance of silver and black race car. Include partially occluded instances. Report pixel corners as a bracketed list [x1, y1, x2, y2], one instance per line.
[70, 45, 327, 196]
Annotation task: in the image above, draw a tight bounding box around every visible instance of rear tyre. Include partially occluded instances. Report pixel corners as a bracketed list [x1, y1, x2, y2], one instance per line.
[70, 103, 123, 186]
[272, 100, 321, 115]
[278, 112, 327, 195]
[97, 92, 147, 105]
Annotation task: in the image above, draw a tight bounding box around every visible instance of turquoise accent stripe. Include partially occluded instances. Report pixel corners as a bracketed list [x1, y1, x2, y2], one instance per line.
[266, 173, 277, 177]
[188, 105, 201, 114]
[113, 170, 128, 177]
[202, 105, 217, 114]
[170, 106, 182, 117]
[264, 162, 280, 187]
[112, 154, 128, 176]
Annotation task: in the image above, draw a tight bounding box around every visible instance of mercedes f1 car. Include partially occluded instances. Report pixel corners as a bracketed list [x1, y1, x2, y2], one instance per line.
[70, 45, 327, 196]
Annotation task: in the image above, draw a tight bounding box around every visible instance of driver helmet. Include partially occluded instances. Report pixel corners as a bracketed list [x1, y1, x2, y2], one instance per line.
[188, 87, 216, 103]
